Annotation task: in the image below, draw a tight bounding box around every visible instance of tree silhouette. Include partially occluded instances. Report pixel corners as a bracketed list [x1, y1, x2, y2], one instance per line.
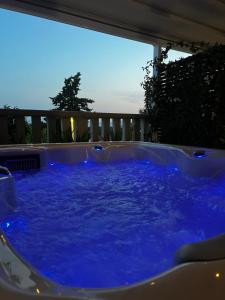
[50, 73, 94, 111]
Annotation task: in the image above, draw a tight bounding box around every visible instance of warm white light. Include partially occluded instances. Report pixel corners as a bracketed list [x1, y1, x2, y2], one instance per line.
[36, 288, 40, 294]
[215, 272, 220, 278]
[70, 117, 75, 141]
[0, 235, 6, 244]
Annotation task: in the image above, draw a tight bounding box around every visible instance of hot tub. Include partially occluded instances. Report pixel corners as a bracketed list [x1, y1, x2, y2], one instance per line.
[0, 142, 225, 300]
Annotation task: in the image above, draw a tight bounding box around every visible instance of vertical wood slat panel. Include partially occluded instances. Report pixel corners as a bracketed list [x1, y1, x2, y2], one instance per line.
[122, 118, 130, 141]
[101, 118, 110, 141]
[90, 118, 99, 142]
[76, 118, 88, 142]
[47, 116, 57, 143]
[15, 116, 26, 144]
[32, 116, 42, 143]
[0, 116, 10, 144]
[61, 117, 72, 142]
[132, 118, 140, 141]
[113, 118, 121, 141]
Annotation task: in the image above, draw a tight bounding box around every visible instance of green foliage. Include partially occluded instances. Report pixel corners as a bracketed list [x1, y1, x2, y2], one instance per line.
[142, 46, 171, 115]
[142, 44, 225, 148]
[50, 72, 94, 111]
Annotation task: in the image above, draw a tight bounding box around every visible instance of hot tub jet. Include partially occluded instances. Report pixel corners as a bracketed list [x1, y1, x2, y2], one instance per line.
[93, 145, 104, 152]
[193, 150, 207, 159]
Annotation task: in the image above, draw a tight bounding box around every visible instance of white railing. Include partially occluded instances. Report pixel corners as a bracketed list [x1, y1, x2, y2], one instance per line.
[0, 109, 150, 144]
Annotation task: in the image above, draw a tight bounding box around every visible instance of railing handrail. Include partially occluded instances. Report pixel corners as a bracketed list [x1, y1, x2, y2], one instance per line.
[0, 108, 150, 145]
[0, 109, 149, 119]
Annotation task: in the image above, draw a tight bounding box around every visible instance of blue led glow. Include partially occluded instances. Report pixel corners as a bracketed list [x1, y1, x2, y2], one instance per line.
[94, 145, 103, 152]
[4, 159, 225, 289]
[195, 154, 206, 158]
[193, 150, 207, 159]
[6, 222, 10, 228]
[1, 217, 28, 233]
[167, 164, 179, 173]
[1, 220, 11, 230]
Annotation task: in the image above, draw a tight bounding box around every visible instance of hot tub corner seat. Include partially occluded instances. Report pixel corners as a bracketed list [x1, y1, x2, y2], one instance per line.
[175, 233, 225, 265]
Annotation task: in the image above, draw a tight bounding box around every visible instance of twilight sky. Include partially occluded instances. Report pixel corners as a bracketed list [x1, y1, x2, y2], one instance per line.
[0, 8, 189, 113]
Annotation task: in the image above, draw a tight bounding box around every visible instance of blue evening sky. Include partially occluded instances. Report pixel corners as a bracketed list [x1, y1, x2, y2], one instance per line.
[0, 8, 189, 113]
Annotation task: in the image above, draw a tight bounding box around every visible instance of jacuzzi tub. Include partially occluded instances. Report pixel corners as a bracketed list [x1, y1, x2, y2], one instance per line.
[0, 142, 225, 300]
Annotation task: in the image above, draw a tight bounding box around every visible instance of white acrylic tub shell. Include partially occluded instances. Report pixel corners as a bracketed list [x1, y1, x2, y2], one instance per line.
[0, 142, 224, 177]
[0, 142, 225, 300]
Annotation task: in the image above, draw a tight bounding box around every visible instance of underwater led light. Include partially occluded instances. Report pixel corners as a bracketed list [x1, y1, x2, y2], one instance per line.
[1, 221, 11, 230]
[94, 145, 104, 152]
[193, 150, 207, 159]
[6, 222, 10, 228]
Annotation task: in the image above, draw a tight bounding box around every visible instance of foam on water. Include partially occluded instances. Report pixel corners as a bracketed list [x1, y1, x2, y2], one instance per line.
[2, 160, 225, 288]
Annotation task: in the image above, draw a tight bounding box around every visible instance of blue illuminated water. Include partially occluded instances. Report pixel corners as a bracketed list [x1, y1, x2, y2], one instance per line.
[2, 160, 225, 288]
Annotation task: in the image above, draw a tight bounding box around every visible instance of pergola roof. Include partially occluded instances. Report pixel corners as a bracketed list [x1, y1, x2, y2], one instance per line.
[2, 0, 225, 52]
